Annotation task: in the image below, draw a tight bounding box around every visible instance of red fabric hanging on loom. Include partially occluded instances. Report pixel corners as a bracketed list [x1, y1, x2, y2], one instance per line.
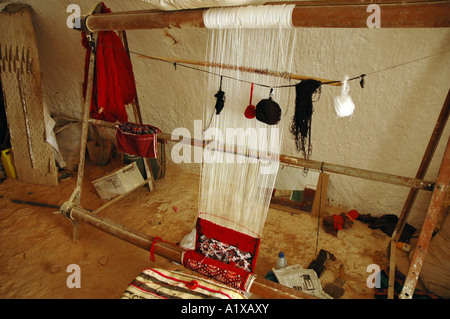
[115, 122, 161, 159]
[183, 217, 260, 291]
[82, 3, 135, 123]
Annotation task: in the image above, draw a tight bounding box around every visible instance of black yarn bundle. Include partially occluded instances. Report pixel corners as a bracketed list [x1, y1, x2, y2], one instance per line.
[214, 76, 226, 115]
[214, 89, 225, 114]
[255, 97, 282, 125]
[290, 79, 322, 159]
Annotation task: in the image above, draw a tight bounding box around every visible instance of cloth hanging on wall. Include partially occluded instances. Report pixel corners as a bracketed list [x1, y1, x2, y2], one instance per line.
[81, 3, 135, 123]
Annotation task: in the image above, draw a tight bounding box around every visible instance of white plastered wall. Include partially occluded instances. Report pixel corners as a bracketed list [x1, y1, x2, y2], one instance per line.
[7, 0, 450, 229]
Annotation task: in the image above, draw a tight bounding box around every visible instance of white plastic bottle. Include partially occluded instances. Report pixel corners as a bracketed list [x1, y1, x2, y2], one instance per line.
[276, 252, 287, 269]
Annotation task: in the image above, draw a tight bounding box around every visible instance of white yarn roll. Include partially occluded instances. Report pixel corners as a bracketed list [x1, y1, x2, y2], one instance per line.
[334, 76, 355, 118]
[203, 4, 295, 29]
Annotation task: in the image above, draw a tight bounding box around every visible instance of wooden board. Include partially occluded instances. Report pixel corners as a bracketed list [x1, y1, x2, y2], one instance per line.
[311, 172, 329, 217]
[270, 172, 329, 216]
[0, 4, 58, 186]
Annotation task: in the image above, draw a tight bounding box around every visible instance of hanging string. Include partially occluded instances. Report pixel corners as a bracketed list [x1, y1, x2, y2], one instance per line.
[315, 162, 325, 255]
[214, 76, 225, 114]
[205, 76, 226, 130]
[92, 40, 449, 93]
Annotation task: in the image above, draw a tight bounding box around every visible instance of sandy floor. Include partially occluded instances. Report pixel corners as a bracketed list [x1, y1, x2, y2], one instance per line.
[0, 155, 415, 299]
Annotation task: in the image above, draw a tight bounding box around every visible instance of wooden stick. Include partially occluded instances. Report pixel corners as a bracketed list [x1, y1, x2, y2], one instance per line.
[136, 53, 341, 86]
[83, 1, 450, 32]
[71, 34, 97, 206]
[69, 205, 318, 299]
[86, 118, 434, 191]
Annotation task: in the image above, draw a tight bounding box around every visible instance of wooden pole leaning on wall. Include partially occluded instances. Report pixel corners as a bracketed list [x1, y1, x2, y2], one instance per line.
[387, 89, 449, 299]
[67, 205, 317, 299]
[82, 1, 450, 32]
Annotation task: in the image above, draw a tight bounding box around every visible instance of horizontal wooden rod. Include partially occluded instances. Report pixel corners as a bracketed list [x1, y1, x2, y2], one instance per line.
[88, 118, 434, 191]
[68, 205, 317, 299]
[136, 53, 341, 86]
[279, 155, 434, 191]
[84, 1, 450, 31]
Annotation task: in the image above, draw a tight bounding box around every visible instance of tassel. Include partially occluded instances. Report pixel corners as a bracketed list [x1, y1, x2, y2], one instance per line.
[205, 76, 225, 130]
[244, 83, 256, 119]
[214, 76, 225, 115]
[290, 79, 322, 159]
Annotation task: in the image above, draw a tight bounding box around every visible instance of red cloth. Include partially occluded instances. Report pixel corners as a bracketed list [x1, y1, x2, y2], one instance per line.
[195, 217, 260, 272]
[183, 250, 253, 291]
[82, 3, 135, 123]
[182, 217, 260, 291]
[116, 123, 160, 159]
[333, 214, 344, 231]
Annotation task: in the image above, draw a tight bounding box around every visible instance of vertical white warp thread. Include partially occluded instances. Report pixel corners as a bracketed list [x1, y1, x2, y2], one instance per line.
[203, 4, 295, 29]
[198, 7, 297, 237]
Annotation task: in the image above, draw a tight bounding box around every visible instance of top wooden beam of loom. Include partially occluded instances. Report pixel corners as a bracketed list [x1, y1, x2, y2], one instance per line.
[136, 54, 341, 86]
[83, 1, 450, 32]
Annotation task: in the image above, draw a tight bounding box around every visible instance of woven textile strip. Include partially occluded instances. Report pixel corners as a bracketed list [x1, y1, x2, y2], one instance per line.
[195, 217, 260, 272]
[183, 218, 259, 291]
[121, 268, 246, 299]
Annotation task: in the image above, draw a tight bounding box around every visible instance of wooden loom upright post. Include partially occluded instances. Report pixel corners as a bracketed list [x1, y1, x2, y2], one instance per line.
[400, 135, 450, 299]
[73, 36, 97, 206]
[118, 30, 155, 191]
[387, 90, 449, 299]
[67, 33, 97, 241]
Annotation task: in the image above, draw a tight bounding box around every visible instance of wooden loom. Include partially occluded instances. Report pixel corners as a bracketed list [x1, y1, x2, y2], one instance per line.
[60, 1, 450, 299]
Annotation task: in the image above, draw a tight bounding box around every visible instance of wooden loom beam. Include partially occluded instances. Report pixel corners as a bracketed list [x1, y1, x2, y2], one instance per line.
[67, 205, 317, 299]
[87, 118, 434, 191]
[82, 1, 450, 32]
